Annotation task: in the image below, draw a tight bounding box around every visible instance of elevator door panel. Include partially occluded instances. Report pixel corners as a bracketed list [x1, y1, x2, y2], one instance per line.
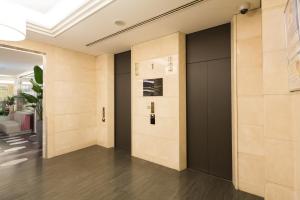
[207, 58, 232, 180]
[187, 23, 232, 180]
[115, 51, 131, 153]
[187, 62, 209, 173]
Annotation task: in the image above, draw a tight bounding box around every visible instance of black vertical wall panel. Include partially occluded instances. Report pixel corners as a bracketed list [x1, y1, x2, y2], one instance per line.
[115, 51, 131, 153]
[187, 23, 232, 180]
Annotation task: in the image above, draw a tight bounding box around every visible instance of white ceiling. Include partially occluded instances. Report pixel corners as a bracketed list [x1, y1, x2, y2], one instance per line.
[0, 48, 43, 76]
[9, 0, 61, 13]
[3, 0, 97, 30]
[20, 0, 260, 56]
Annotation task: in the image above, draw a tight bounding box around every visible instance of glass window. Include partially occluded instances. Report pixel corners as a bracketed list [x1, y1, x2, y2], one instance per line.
[0, 85, 10, 101]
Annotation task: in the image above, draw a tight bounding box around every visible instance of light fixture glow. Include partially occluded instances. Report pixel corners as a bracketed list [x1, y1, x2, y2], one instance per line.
[0, 80, 15, 84]
[0, 2, 26, 41]
[21, 81, 31, 85]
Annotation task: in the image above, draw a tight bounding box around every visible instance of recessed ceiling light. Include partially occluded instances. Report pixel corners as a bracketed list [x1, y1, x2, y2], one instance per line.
[114, 20, 126, 26]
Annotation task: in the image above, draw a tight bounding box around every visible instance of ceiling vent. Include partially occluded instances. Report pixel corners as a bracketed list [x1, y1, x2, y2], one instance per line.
[86, 0, 206, 47]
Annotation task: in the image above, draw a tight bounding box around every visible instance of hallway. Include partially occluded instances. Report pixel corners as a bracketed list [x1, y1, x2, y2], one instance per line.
[0, 146, 262, 200]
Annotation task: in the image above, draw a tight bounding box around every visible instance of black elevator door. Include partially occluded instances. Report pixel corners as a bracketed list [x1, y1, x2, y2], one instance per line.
[187, 24, 232, 180]
[207, 59, 232, 180]
[187, 62, 209, 173]
[115, 51, 131, 153]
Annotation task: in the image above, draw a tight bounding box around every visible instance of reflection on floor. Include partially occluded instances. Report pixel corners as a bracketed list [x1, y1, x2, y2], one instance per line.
[0, 146, 263, 200]
[0, 133, 42, 168]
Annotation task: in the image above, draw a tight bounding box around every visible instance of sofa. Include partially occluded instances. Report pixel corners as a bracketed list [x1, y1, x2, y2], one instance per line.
[0, 111, 34, 135]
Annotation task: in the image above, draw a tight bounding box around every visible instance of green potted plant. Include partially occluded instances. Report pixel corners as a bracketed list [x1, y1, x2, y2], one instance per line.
[2, 96, 15, 116]
[21, 65, 43, 147]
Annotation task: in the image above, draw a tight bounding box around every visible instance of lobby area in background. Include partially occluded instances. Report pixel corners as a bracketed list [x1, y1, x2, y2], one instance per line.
[0, 47, 43, 168]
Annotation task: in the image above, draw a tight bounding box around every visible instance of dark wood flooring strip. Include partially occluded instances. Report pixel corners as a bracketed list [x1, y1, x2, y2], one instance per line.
[0, 146, 263, 200]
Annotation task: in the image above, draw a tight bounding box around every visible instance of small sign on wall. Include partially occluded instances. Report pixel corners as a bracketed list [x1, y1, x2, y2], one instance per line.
[285, 0, 300, 91]
[134, 54, 178, 97]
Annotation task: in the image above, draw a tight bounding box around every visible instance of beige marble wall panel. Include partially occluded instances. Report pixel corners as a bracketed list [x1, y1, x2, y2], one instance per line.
[265, 139, 295, 188]
[238, 125, 264, 156]
[235, 10, 265, 197]
[265, 183, 295, 200]
[263, 50, 289, 94]
[95, 54, 115, 148]
[0, 39, 98, 158]
[292, 93, 300, 199]
[238, 153, 265, 196]
[262, 0, 288, 9]
[237, 36, 262, 70]
[262, 0, 298, 198]
[237, 10, 262, 40]
[131, 33, 186, 171]
[238, 96, 264, 126]
[264, 95, 293, 141]
[262, 5, 286, 53]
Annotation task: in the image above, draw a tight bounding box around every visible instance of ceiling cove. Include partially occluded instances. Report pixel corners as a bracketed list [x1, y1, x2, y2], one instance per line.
[27, 0, 116, 37]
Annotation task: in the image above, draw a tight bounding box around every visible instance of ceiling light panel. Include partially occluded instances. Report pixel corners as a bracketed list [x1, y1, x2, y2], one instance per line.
[3, 0, 115, 37]
[26, 0, 88, 29]
[0, 2, 26, 41]
[8, 0, 62, 14]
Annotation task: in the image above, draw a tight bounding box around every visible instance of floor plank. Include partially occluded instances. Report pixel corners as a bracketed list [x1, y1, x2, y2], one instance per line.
[0, 146, 263, 200]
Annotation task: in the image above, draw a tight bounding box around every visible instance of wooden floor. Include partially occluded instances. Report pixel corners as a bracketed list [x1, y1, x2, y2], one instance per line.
[0, 146, 263, 200]
[0, 133, 42, 167]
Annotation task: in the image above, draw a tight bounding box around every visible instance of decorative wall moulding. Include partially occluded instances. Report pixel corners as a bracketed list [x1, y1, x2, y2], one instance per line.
[27, 0, 115, 37]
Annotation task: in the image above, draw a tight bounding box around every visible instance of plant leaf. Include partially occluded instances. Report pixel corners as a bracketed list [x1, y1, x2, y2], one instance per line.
[30, 79, 43, 93]
[34, 65, 43, 84]
[20, 93, 38, 104]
